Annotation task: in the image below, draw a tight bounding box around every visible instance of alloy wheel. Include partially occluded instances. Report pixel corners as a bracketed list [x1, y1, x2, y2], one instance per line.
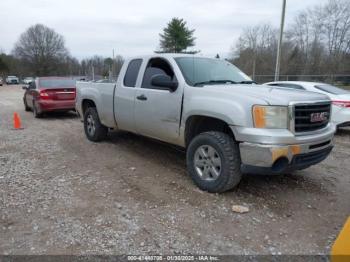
[194, 145, 222, 181]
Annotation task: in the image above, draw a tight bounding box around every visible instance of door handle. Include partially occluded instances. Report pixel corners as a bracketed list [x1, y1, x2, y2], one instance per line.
[136, 94, 147, 101]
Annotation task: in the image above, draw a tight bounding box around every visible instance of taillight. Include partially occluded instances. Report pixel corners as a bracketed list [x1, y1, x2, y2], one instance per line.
[332, 100, 350, 108]
[39, 90, 51, 99]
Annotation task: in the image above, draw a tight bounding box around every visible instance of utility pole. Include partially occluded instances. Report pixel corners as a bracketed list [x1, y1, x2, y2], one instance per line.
[92, 65, 95, 81]
[274, 0, 286, 81]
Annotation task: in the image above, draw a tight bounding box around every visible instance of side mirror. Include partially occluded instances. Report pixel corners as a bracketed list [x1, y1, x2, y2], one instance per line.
[22, 86, 28, 90]
[151, 74, 178, 91]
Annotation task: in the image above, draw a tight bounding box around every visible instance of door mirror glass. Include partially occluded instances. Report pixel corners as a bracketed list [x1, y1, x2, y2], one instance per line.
[151, 74, 178, 91]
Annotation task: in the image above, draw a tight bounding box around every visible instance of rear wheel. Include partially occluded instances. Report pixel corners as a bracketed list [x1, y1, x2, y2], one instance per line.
[33, 101, 42, 118]
[186, 131, 242, 193]
[24, 99, 30, 111]
[84, 107, 108, 142]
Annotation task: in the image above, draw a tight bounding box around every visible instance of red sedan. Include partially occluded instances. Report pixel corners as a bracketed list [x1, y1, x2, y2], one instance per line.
[23, 77, 76, 118]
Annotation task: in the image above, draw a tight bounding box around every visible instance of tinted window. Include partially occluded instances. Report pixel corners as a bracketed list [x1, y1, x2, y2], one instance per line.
[315, 84, 349, 95]
[39, 79, 76, 88]
[141, 58, 176, 90]
[175, 57, 252, 86]
[124, 59, 142, 87]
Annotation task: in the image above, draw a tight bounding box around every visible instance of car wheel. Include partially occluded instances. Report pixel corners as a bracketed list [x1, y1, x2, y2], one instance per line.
[24, 99, 30, 111]
[186, 131, 242, 193]
[84, 107, 108, 142]
[33, 101, 42, 118]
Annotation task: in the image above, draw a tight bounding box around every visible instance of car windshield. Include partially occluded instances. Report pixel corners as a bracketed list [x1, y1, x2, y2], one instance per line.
[175, 57, 253, 86]
[39, 79, 76, 88]
[314, 84, 349, 95]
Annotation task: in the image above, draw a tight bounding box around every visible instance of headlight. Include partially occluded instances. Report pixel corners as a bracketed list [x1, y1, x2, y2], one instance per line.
[253, 105, 288, 129]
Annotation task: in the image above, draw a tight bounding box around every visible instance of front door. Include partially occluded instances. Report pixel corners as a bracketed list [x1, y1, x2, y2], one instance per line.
[134, 58, 183, 144]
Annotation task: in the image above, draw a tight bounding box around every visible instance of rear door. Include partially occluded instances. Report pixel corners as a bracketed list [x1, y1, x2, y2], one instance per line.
[134, 57, 183, 143]
[114, 58, 143, 132]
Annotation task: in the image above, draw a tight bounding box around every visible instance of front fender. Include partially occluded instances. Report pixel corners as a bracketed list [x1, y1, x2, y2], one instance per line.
[183, 96, 253, 127]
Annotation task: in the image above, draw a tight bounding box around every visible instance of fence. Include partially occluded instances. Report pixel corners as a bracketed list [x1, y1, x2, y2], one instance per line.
[253, 75, 350, 87]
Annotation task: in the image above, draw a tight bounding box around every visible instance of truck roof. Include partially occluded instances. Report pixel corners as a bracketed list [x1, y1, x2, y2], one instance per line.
[129, 53, 201, 60]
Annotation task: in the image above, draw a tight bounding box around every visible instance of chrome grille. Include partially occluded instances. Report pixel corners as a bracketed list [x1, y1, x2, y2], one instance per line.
[293, 102, 331, 133]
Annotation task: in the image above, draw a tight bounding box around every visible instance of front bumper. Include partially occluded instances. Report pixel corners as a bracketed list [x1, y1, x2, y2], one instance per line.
[232, 124, 335, 174]
[240, 140, 333, 174]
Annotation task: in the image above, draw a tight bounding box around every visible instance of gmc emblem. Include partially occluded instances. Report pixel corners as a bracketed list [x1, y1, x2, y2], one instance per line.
[310, 112, 329, 123]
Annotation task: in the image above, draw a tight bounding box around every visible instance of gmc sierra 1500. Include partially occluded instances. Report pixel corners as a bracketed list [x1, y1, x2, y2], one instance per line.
[76, 54, 335, 193]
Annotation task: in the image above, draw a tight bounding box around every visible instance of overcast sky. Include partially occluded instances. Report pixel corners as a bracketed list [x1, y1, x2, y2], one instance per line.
[0, 0, 329, 59]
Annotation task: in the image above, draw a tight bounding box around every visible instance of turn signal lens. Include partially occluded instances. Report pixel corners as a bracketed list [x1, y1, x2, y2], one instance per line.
[253, 106, 266, 128]
[252, 105, 288, 129]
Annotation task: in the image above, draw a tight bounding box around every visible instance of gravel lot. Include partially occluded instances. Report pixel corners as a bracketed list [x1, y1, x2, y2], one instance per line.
[0, 85, 349, 255]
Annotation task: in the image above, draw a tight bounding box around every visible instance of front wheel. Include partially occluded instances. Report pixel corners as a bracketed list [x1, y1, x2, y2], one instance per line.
[186, 131, 242, 193]
[84, 107, 108, 142]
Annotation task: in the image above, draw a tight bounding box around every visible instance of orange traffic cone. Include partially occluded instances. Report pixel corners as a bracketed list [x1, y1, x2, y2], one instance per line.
[13, 112, 23, 130]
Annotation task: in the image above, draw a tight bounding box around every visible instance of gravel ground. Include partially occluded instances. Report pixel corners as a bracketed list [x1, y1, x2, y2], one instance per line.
[0, 85, 349, 255]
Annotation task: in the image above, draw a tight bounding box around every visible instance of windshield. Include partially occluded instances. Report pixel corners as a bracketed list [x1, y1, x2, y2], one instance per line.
[39, 79, 76, 88]
[175, 57, 252, 86]
[314, 84, 349, 95]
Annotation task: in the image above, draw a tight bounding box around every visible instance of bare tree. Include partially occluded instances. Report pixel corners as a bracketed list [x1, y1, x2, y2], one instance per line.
[80, 55, 124, 80]
[322, 0, 350, 73]
[233, 0, 350, 79]
[13, 24, 69, 76]
[286, 6, 325, 74]
[233, 24, 277, 78]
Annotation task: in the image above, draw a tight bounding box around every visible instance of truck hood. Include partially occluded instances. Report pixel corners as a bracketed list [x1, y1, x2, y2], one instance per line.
[203, 84, 330, 105]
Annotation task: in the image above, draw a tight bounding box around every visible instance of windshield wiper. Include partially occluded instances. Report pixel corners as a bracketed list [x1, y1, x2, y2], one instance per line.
[193, 80, 237, 86]
[237, 80, 257, 84]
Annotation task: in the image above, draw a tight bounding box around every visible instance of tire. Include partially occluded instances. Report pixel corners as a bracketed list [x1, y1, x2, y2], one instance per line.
[24, 99, 30, 111]
[33, 101, 42, 118]
[84, 107, 108, 142]
[186, 131, 242, 193]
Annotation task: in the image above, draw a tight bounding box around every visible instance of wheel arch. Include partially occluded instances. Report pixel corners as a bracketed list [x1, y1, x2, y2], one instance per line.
[82, 99, 97, 116]
[184, 115, 236, 147]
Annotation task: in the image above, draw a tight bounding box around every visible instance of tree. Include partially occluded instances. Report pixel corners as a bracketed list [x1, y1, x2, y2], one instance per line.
[0, 57, 9, 72]
[232, 0, 350, 81]
[80, 55, 124, 80]
[13, 24, 69, 76]
[158, 18, 196, 53]
[233, 24, 278, 79]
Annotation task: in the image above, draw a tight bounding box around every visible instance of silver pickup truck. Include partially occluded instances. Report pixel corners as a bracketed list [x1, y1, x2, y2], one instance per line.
[76, 54, 335, 193]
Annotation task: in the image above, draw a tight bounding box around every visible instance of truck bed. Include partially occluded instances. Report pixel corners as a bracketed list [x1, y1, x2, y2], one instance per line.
[76, 81, 117, 128]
